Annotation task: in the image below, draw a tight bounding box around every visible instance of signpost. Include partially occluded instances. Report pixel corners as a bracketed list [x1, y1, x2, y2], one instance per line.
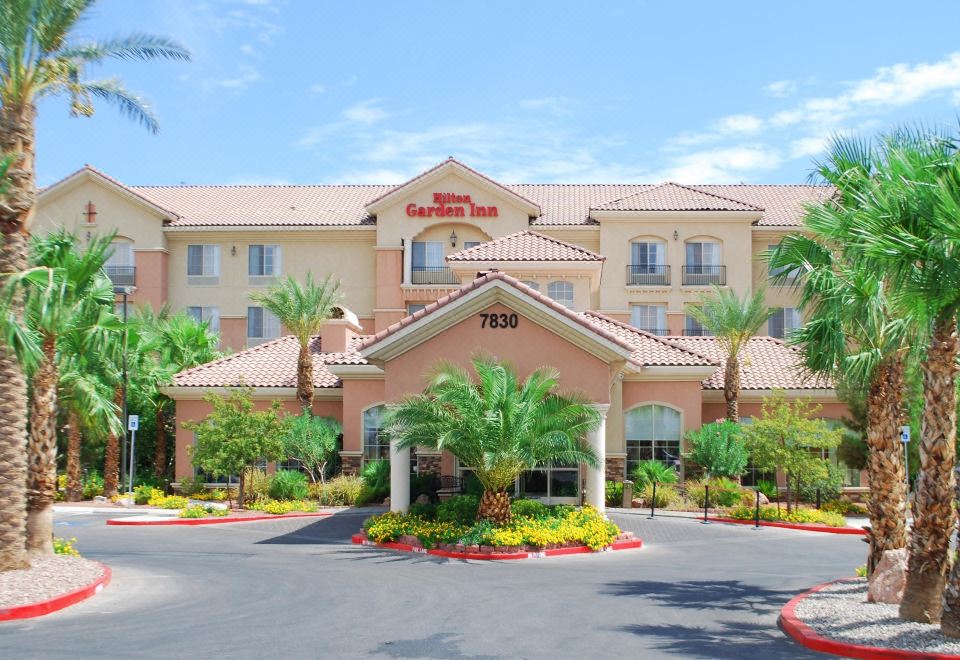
[901, 425, 911, 490]
[127, 415, 139, 496]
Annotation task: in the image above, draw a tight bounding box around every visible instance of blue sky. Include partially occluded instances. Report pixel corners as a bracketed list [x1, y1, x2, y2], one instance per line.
[35, 0, 960, 187]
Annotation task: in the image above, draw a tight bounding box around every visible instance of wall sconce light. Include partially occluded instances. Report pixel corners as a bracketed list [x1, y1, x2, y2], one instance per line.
[231, 245, 237, 256]
[673, 230, 679, 241]
[449, 230, 458, 247]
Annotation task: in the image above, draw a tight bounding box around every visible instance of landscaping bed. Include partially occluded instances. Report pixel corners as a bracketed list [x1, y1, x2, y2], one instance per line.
[0, 555, 109, 621]
[782, 578, 960, 658]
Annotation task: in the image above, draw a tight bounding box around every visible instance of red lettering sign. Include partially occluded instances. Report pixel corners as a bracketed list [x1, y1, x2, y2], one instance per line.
[405, 193, 499, 218]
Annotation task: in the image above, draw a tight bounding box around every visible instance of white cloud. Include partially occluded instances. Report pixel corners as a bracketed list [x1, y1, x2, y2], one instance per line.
[789, 136, 830, 160]
[342, 99, 388, 124]
[766, 80, 797, 97]
[716, 114, 763, 134]
[207, 65, 261, 91]
[239, 43, 258, 56]
[308, 83, 326, 94]
[656, 146, 782, 183]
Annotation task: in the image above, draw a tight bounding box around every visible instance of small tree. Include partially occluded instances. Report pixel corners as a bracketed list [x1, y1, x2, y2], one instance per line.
[184, 389, 284, 509]
[684, 420, 748, 480]
[281, 413, 341, 484]
[742, 392, 842, 511]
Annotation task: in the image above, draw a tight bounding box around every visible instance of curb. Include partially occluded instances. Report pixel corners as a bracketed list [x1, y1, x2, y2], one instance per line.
[351, 534, 642, 560]
[106, 512, 333, 526]
[0, 562, 111, 622]
[780, 578, 960, 659]
[711, 517, 868, 535]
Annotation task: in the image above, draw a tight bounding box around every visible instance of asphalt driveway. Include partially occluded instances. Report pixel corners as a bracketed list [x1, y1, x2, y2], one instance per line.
[0, 507, 863, 659]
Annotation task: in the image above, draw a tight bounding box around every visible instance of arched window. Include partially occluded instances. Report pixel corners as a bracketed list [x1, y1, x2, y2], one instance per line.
[625, 404, 682, 476]
[105, 238, 135, 287]
[520, 280, 540, 292]
[362, 405, 388, 462]
[547, 281, 574, 309]
[683, 238, 724, 285]
[629, 239, 668, 285]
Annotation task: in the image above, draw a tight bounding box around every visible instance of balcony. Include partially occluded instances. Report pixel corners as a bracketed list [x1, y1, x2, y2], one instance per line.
[104, 266, 136, 287]
[683, 327, 713, 337]
[635, 327, 671, 336]
[682, 265, 726, 286]
[626, 264, 670, 286]
[410, 266, 459, 286]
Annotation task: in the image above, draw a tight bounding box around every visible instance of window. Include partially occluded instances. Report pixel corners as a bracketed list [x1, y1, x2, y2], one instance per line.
[519, 281, 540, 292]
[684, 312, 712, 336]
[407, 303, 427, 315]
[187, 306, 221, 333]
[768, 244, 800, 282]
[105, 241, 135, 287]
[249, 244, 281, 282]
[547, 281, 574, 309]
[769, 307, 802, 339]
[625, 405, 682, 477]
[363, 405, 389, 462]
[631, 304, 667, 335]
[629, 240, 668, 285]
[187, 244, 220, 284]
[684, 240, 724, 285]
[276, 458, 307, 473]
[411, 241, 456, 284]
[247, 306, 281, 345]
[463, 241, 481, 250]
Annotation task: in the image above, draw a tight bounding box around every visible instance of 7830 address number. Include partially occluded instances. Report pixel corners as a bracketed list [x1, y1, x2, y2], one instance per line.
[479, 313, 519, 329]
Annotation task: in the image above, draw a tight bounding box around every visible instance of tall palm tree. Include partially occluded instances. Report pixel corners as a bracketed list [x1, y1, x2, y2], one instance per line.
[768, 134, 913, 570]
[830, 126, 960, 630]
[0, 0, 188, 568]
[384, 355, 602, 523]
[3, 230, 116, 553]
[250, 273, 342, 411]
[685, 286, 772, 421]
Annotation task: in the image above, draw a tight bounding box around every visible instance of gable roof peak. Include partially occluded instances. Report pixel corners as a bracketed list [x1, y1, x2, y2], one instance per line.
[446, 229, 605, 263]
[591, 181, 763, 213]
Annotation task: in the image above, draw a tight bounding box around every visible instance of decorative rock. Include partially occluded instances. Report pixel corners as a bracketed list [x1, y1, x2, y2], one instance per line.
[631, 498, 644, 508]
[93, 495, 107, 503]
[382, 497, 390, 506]
[867, 548, 908, 604]
[466, 544, 479, 553]
[414, 494, 430, 505]
[757, 492, 770, 505]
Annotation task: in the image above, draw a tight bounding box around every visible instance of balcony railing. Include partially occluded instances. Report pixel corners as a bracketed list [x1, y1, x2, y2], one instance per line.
[410, 265, 459, 286]
[626, 264, 670, 286]
[682, 265, 726, 286]
[104, 266, 136, 287]
[635, 327, 671, 336]
[683, 327, 714, 337]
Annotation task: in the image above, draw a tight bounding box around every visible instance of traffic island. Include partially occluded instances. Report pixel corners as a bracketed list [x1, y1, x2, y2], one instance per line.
[0, 557, 110, 621]
[780, 578, 960, 658]
[107, 510, 335, 526]
[711, 517, 868, 535]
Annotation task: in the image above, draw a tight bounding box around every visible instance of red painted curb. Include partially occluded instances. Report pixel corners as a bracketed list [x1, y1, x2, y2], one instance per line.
[711, 517, 868, 535]
[106, 512, 333, 526]
[780, 578, 960, 659]
[0, 562, 111, 622]
[351, 534, 642, 560]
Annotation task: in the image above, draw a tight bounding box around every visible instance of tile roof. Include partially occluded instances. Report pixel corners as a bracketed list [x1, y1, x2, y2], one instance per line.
[665, 336, 830, 390]
[580, 312, 716, 367]
[446, 230, 604, 262]
[590, 182, 762, 213]
[171, 335, 368, 388]
[691, 184, 834, 227]
[40, 165, 181, 219]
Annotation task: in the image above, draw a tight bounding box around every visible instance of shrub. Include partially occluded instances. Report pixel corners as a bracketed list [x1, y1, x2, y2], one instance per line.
[310, 475, 365, 506]
[248, 499, 319, 515]
[82, 471, 104, 500]
[725, 505, 846, 527]
[511, 499, 548, 519]
[411, 473, 438, 502]
[685, 478, 741, 508]
[685, 420, 748, 479]
[756, 479, 778, 501]
[247, 468, 271, 502]
[178, 474, 208, 496]
[631, 460, 679, 489]
[605, 481, 624, 507]
[269, 470, 309, 501]
[640, 483, 678, 508]
[409, 502, 437, 519]
[178, 504, 229, 519]
[192, 488, 233, 502]
[133, 484, 155, 505]
[360, 460, 390, 498]
[821, 500, 868, 516]
[797, 463, 845, 503]
[54, 537, 80, 557]
[148, 491, 189, 509]
[436, 495, 479, 525]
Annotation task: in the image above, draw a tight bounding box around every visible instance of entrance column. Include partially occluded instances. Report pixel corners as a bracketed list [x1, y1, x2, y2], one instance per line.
[402, 237, 413, 285]
[390, 438, 410, 513]
[585, 404, 609, 513]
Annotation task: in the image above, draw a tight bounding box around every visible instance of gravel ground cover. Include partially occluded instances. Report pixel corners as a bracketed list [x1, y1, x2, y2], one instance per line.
[793, 578, 960, 655]
[0, 555, 105, 608]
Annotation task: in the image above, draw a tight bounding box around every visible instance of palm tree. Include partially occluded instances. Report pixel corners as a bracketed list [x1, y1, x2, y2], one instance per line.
[826, 126, 960, 630]
[384, 355, 602, 523]
[768, 134, 913, 571]
[249, 273, 342, 411]
[0, 0, 188, 568]
[685, 286, 772, 421]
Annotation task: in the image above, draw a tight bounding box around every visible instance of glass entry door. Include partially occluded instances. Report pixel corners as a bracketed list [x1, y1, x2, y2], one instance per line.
[458, 462, 581, 505]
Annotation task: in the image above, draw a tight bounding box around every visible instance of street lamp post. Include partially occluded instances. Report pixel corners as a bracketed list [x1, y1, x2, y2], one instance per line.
[114, 285, 135, 491]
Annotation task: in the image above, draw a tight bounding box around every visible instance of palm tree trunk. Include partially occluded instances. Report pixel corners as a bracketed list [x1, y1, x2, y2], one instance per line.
[864, 359, 908, 572]
[724, 353, 740, 422]
[297, 342, 313, 412]
[102, 387, 122, 497]
[901, 317, 957, 625]
[477, 489, 511, 524]
[0, 234, 29, 571]
[27, 335, 58, 556]
[154, 401, 167, 479]
[0, 104, 36, 570]
[65, 409, 83, 502]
